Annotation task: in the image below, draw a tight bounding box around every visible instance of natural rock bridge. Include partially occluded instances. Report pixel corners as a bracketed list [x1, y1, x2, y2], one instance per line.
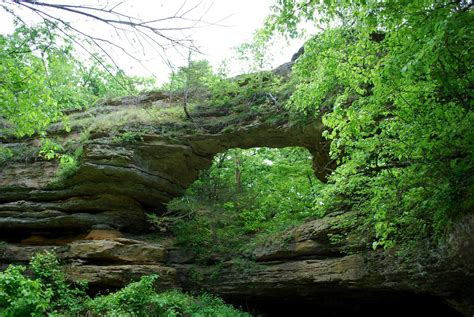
[0, 89, 331, 238]
[0, 61, 472, 316]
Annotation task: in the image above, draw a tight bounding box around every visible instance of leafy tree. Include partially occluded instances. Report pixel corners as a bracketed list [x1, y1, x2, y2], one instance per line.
[0, 251, 88, 316]
[161, 57, 241, 118]
[163, 58, 215, 98]
[30, 251, 88, 315]
[0, 21, 155, 137]
[0, 265, 51, 316]
[235, 29, 274, 73]
[0, 22, 75, 137]
[266, 0, 473, 249]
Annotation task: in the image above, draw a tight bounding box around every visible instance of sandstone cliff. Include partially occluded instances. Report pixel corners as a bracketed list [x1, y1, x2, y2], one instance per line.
[0, 62, 472, 316]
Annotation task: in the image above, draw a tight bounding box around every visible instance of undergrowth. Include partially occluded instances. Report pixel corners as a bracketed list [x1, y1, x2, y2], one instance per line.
[0, 251, 250, 317]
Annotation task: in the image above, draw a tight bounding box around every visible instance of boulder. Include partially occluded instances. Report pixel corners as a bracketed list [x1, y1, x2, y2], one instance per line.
[67, 238, 166, 264]
[252, 212, 361, 261]
[85, 229, 123, 240]
[65, 264, 178, 291]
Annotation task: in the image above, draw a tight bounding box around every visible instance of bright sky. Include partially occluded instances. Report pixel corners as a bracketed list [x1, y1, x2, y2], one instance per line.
[0, 0, 305, 83]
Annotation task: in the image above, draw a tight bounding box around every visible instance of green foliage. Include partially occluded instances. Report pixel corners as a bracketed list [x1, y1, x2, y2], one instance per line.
[86, 275, 249, 316]
[160, 56, 285, 110]
[0, 251, 87, 316]
[162, 59, 215, 98]
[268, 0, 474, 249]
[206, 77, 239, 108]
[55, 147, 82, 182]
[0, 252, 249, 316]
[113, 131, 145, 144]
[0, 265, 51, 317]
[39, 138, 64, 160]
[0, 21, 156, 137]
[0, 144, 39, 166]
[38, 137, 83, 182]
[151, 290, 249, 317]
[30, 251, 88, 315]
[86, 275, 158, 316]
[0, 22, 67, 137]
[0, 146, 13, 166]
[44, 146, 83, 188]
[235, 28, 274, 73]
[81, 55, 155, 99]
[206, 70, 288, 113]
[221, 27, 285, 109]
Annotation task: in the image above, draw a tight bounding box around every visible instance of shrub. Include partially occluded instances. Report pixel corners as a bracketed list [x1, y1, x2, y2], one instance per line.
[39, 138, 64, 160]
[86, 275, 249, 317]
[30, 251, 88, 315]
[86, 275, 158, 316]
[0, 252, 249, 316]
[0, 147, 13, 166]
[0, 265, 51, 316]
[56, 149, 81, 180]
[112, 130, 144, 144]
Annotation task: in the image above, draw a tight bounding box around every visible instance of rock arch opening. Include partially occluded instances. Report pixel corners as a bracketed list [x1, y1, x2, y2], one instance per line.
[0, 115, 331, 240]
[160, 146, 323, 263]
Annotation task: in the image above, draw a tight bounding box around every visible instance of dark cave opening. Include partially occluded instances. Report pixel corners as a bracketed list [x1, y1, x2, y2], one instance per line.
[227, 291, 462, 317]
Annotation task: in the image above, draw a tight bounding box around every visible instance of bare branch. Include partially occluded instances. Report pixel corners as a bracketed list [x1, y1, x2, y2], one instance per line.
[6, 0, 218, 50]
[3, 0, 227, 75]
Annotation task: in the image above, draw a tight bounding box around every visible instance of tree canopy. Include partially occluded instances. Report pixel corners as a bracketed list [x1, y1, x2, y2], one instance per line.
[1, 0, 472, 253]
[265, 0, 473, 249]
[0, 1, 473, 314]
[0, 21, 155, 137]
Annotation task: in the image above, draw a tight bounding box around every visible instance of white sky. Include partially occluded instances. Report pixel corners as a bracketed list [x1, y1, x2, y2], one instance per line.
[0, 0, 305, 83]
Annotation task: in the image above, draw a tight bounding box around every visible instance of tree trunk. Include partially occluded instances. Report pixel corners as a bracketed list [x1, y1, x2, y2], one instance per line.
[234, 154, 242, 193]
[183, 50, 192, 120]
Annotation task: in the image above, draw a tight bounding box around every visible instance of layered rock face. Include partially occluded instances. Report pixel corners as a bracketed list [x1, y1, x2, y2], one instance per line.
[185, 213, 474, 316]
[0, 213, 471, 315]
[0, 61, 472, 316]
[0, 237, 177, 292]
[0, 90, 330, 240]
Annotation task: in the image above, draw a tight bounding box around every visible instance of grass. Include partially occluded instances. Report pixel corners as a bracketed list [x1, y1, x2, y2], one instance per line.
[0, 144, 40, 166]
[64, 102, 192, 138]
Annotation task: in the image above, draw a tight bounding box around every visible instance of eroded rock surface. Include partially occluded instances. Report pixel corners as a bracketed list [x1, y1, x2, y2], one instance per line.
[67, 238, 166, 264]
[0, 57, 471, 316]
[65, 264, 177, 292]
[179, 213, 474, 316]
[0, 214, 471, 315]
[0, 235, 178, 292]
[1, 89, 330, 238]
[252, 212, 360, 261]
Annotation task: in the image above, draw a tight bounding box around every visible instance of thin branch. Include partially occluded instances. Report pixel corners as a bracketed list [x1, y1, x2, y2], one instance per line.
[8, 0, 221, 50]
[26, 8, 133, 93]
[2, 0, 229, 100]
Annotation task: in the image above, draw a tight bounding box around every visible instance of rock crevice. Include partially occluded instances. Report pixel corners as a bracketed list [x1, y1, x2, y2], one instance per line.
[0, 213, 471, 315]
[1, 92, 329, 236]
